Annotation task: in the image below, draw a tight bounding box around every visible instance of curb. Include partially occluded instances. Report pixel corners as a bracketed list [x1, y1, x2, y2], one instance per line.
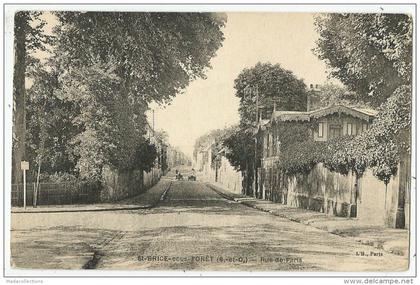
[205, 184, 237, 201]
[159, 181, 172, 202]
[11, 204, 153, 214]
[249, 202, 407, 257]
[207, 182, 407, 257]
[12, 180, 174, 214]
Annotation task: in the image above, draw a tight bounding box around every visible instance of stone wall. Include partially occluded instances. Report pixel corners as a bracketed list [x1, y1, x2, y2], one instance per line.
[144, 167, 162, 189]
[199, 155, 243, 195]
[262, 162, 410, 229]
[263, 164, 355, 217]
[216, 156, 243, 195]
[199, 150, 411, 229]
[101, 165, 162, 202]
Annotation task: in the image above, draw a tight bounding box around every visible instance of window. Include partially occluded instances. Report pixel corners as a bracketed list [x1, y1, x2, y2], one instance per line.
[346, 123, 359, 136]
[362, 123, 368, 132]
[329, 125, 342, 139]
[346, 123, 353, 135]
[318, 123, 324, 137]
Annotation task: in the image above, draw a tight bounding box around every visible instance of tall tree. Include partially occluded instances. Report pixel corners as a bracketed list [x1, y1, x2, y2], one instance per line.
[51, 12, 226, 179]
[230, 63, 308, 196]
[314, 13, 413, 189]
[13, 11, 49, 184]
[314, 83, 359, 108]
[234, 62, 308, 130]
[314, 13, 412, 106]
[54, 12, 226, 105]
[221, 126, 254, 172]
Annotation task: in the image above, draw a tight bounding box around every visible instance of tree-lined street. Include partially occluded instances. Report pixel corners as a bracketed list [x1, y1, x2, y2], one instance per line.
[8, 10, 413, 275]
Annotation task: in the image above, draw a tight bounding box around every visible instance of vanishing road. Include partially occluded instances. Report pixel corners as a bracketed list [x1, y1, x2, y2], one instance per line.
[11, 173, 408, 271]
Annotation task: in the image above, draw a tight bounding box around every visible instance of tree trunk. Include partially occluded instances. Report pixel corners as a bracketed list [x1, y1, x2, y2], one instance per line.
[34, 159, 41, 207]
[395, 152, 410, 229]
[12, 12, 28, 185]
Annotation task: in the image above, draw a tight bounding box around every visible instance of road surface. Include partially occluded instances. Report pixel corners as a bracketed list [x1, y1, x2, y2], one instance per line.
[10, 176, 408, 271]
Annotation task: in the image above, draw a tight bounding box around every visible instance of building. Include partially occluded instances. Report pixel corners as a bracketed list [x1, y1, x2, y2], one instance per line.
[255, 104, 409, 229]
[195, 142, 243, 195]
[167, 146, 191, 169]
[214, 148, 243, 195]
[143, 122, 168, 187]
[194, 143, 213, 176]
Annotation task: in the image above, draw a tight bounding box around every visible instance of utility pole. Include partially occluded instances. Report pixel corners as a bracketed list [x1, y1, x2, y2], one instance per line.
[152, 109, 155, 135]
[254, 85, 259, 199]
[255, 86, 259, 123]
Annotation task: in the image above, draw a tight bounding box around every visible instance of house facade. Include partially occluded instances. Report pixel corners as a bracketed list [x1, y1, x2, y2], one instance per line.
[255, 104, 409, 229]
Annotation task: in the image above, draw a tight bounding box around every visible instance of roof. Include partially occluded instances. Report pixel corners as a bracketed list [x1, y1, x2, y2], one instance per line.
[272, 111, 310, 122]
[352, 107, 379, 117]
[270, 105, 378, 123]
[309, 105, 378, 121]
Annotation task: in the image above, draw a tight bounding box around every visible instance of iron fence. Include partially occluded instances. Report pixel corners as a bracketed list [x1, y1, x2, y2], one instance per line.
[11, 181, 101, 207]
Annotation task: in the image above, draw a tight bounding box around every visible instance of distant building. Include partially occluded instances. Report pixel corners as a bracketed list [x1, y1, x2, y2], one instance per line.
[195, 143, 212, 175]
[167, 147, 191, 169]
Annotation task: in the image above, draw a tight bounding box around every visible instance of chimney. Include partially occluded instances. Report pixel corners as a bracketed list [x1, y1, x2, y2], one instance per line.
[307, 83, 321, 111]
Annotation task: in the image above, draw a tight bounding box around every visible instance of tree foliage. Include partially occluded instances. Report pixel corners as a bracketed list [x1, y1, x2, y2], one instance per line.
[26, 67, 80, 181]
[314, 13, 412, 106]
[20, 11, 226, 183]
[314, 83, 359, 108]
[221, 63, 308, 175]
[50, 12, 225, 179]
[314, 13, 412, 184]
[234, 62, 308, 129]
[353, 85, 411, 183]
[222, 126, 255, 172]
[54, 12, 226, 105]
[132, 139, 158, 173]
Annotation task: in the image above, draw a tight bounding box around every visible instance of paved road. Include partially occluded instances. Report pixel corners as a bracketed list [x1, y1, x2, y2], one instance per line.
[10, 179, 408, 271]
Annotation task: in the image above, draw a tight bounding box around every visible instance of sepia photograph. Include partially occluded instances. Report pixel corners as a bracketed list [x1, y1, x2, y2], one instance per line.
[3, 2, 416, 279]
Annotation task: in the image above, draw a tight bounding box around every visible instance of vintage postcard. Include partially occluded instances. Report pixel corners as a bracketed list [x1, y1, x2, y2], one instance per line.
[3, 2, 416, 279]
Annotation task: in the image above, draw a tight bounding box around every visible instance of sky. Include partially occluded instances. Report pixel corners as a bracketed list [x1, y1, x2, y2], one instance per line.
[150, 12, 334, 157]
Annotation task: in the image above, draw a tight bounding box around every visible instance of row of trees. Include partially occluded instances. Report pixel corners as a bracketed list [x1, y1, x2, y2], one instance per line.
[217, 13, 412, 190]
[13, 11, 226, 185]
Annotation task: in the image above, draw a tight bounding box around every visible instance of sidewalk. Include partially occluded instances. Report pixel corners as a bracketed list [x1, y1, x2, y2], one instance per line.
[206, 182, 409, 257]
[11, 179, 171, 214]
